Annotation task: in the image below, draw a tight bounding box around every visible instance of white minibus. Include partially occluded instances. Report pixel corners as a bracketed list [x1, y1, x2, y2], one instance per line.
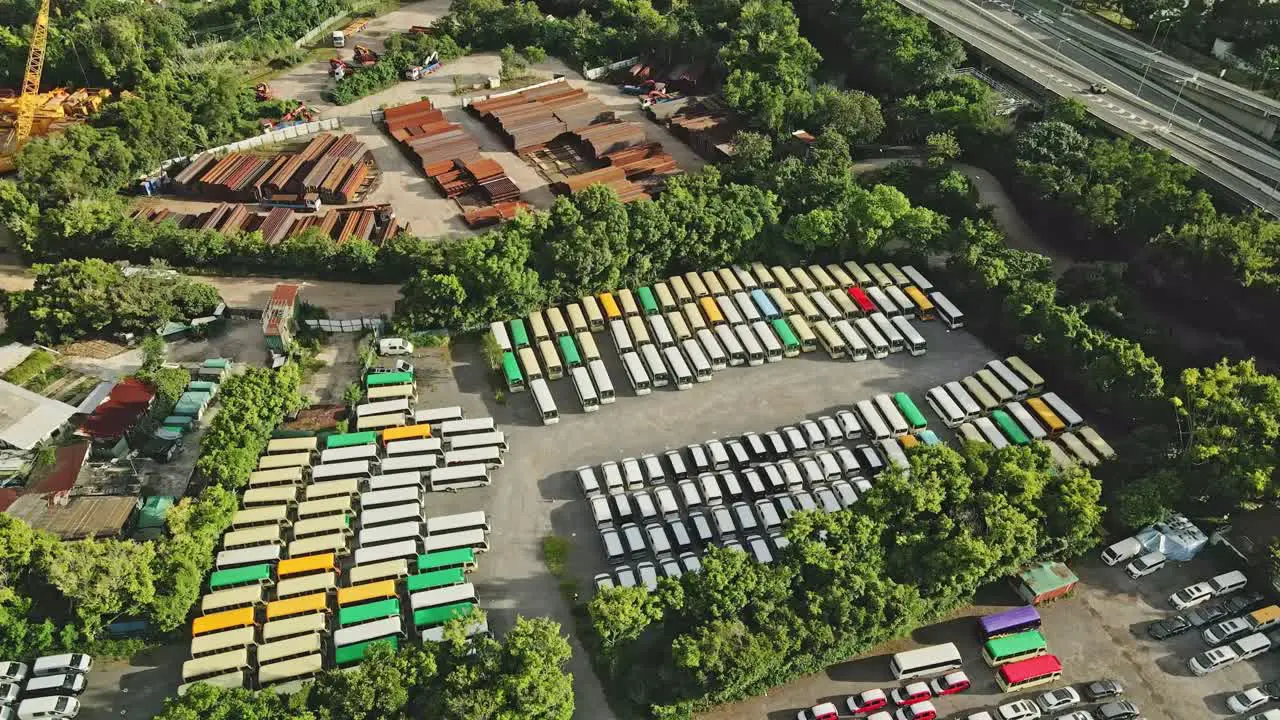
[312, 460, 374, 483]
[902, 265, 934, 292]
[663, 346, 695, 389]
[640, 343, 670, 387]
[733, 292, 762, 324]
[681, 339, 713, 382]
[361, 486, 420, 510]
[587, 359, 616, 404]
[358, 520, 423, 548]
[926, 387, 966, 428]
[356, 398, 411, 420]
[379, 454, 437, 474]
[886, 285, 915, 315]
[621, 352, 652, 395]
[833, 319, 869, 361]
[732, 265, 757, 290]
[332, 617, 404, 650]
[1006, 402, 1047, 440]
[733, 324, 765, 366]
[987, 359, 1031, 399]
[751, 321, 783, 363]
[352, 538, 419, 566]
[974, 416, 1009, 448]
[215, 544, 280, 570]
[856, 399, 892, 440]
[444, 446, 504, 468]
[414, 406, 463, 426]
[570, 366, 600, 412]
[930, 291, 964, 329]
[410, 583, 478, 613]
[768, 288, 796, 316]
[421, 528, 489, 554]
[713, 323, 746, 366]
[871, 312, 905, 353]
[715, 295, 744, 326]
[438, 418, 495, 438]
[945, 381, 982, 419]
[648, 314, 676, 349]
[610, 319, 635, 356]
[810, 291, 842, 323]
[854, 317, 890, 359]
[890, 643, 963, 680]
[429, 464, 491, 491]
[697, 328, 728, 370]
[892, 315, 926, 356]
[1041, 392, 1084, 428]
[385, 438, 441, 457]
[490, 321, 512, 353]
[426, 511, 489, 536]
[448, 431, 508, 452]
[361, 502, 425, 528]
[865, 285, 897, 317]
[874, 393, 910, 436]
[320, 444, 379, 465]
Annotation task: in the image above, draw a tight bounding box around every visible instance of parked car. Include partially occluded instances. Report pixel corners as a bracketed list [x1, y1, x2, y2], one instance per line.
[1095, 702, 1139, 720]
[891, 682, 932, 706]
[1036, 688, 1081, 712]
[377, 337, 414, 355]
[1100, 536, 1142, 565]
[1226, 590, 1267, 616]
[1053, 713, 1094, 720]
[0, 665, 26, 685]
[998, 699, 1042, 720]
[846, 688, 889, 715]
[797, 702, 841, 720]
[929, 671, 970, 697]
[1168, 570, 1248, 610]
[1083, 679, 1124, 702]
[1188, 602, 1232, 627]
[1147, 615, 1192, 640]
[1229, 688, 1273, 714]
[1124, 551, 1166, 579]
[896, 701, 937, 720]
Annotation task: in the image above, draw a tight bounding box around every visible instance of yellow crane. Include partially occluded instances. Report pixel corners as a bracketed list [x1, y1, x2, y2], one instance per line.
[0, 0, 52, 173]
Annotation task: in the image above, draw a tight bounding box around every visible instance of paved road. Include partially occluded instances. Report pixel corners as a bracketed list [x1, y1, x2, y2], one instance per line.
[896, 0, 1280, 215]
[0, 265, 402, 315]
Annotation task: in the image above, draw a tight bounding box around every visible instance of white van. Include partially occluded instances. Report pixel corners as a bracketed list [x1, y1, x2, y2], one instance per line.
[377, 338, 414, 356]
[23, 674, 86, 697]
[16, 696, 80, 720]
[1125, 551, 1166, 579]
[1101, 536, 1143, 566]
[31, 656, 92, 678]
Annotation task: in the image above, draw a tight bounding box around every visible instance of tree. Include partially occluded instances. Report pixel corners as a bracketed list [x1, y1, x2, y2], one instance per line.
[925, 131, 960, 167]
[536, 186, 631, 298]
[140, 335, 166, 374]
[588, 585, 663, 653]
[305, 642, 432, 720]
[395, 272, 469, 331]
[802, 86, 886, 143]
[719, 0, 821, 130]
[15, 125, 137, 208]
[43, 537, 157, 636]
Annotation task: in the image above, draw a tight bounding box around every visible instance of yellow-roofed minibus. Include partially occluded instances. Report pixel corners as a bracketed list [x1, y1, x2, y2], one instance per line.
[277, 552, 336, 579]
[192, 607, 256, 637]
[382, 424, 431, 443]
[266, 591, 330, 621]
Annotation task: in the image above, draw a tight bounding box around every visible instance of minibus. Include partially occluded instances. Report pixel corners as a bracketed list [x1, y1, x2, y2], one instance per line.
[1059, 432, 1101, 466]
[275, 571, 337, 599]
[618, 288, 640, 317]
[231, 506, 291, 531]
[221, 525, 285, 552]
[944, 381, 982, 419]
[713, 323, 746, 366]
[266, 437, 319, 455]
[276, 552, 337, 580]
[421, 528, 489, 554]
[663, 346, 695, 389]
[829, 288, 859, 319]
[701, 271, 726, 297]
[871, 312, 905, 353]
[581, 295, 605, 331]
[242, 484, 300, 510]
[257, 633, 323, 667]
[429, 463, 492, 491]
[682, 302, 709, 333]
[361, 486, 421, 510]
[381, 424, 431, 446]
[669, 275, 694, 304]
[1041, 392, 1084, 428]
[265, 592, 330, 622]
[1043, 440, 1076, 470]
[356, 411, 408, 432]
[216, 544, 282, 570]
[358, 520, 423, 549]
[958, 422, 985, 445]
[733, 324, 765, 366]
[1004, 356, 1045, 394]
[767, 288, 796, 316]
[352, 539, 420, 566]
[770, 318, 801, 357]
[987, 359, 1030, 399]
[792, 292, 821, 323]
[1006, 402, 1048, 441]
[296, 497, 356, 521]
[865, 262, 893, 287]
[360, 501, 425, 528]
[892, 315, 926, 356]
[854, 317, 890, 359]
[385, 436, 441, 457]
[874, 393, 910, 435]
[890, 642, 963, 680]
[332, 615, 405, 651]
[654, 282, 677, 312]
[566, 303, 589, 334]
[931, 291, 964, 329]
[883, 263, 910, 287]
[787, 314, 817, 352]
[599, 292, 623, 322]
[537, 339, 564, 380]
[258, 452, 312, 471]
[638, 286, 660, 317]
[648, 314, 676, 349]
[684, 271, 709, 298]
[190, 625, 256, 658]
[545, 307, 570, 338]
[448, 431, 508, 453]
[620, 352, 652, 395]
[865, 286, 898, 318]
[771, 266, 798, 293]
[627, 315, 652, 347]
[791, 267, 818, 293]
[312, 459, 375, 483]
[489, 321, 512, 353]
[292, 513, 353, 541]
[843, 260, 873, 286]
[509, 318, 530, 350]
[807, 264, 837, 290]
[667, 311, 692, 342]
[856, 399, 892, 441]
[833, 319, 870, 361]
[418, 547, 477, 574]
[961, 376, 1000, 412]
[1025, 397, 1068, 438]
[827, 263, 854, 288]
[426, 511, 489, 535]
[696, 297, 723, 328]
[201, 584, 265, 615]
[288, 531, 351, 559]
[587, 359, 616, 404]
[640, 343, 670, 387]
[608, 321, 634, 359]
[733, 292, 763, 324]
[516, 346, 543, 383]
[879, 438, 910, 474]
[926, 387, 966, 428]
[902, 265, 934, 292]
[732, 265, 757, 290]
[715, 295, 744, 326]
[192, 606, 256, 638]
[751, 262, 776, 288]
[810, 291, 842, 323]
[813, 320, 846, 360]
[751, 321, 783, 363]
[444, 446, 505, 468]
[681, 339, 714, 382]
[527, 310, 551, 344]
[182, 647, 250, 685]
[248, 467, 305, 489]
[379, 454, 436, 474]
[848, 286, 876, 314]
[1079, 426, 1115, 460]
[557, 335, 583, 369]
[365, 472, 423, 493]
[572, 333, 601, 365]
[977, 369, 1015, 403]
[696, 328, 729, 370]
[347, 558, 410, 586]
[974, 416, 1009, 448]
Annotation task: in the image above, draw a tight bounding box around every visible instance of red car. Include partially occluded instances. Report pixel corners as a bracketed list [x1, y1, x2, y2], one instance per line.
[846, 689, 889, 715]
[797, 702, 840, 720]
[891, 682, 933, 706]
[929, 670, 971, 696]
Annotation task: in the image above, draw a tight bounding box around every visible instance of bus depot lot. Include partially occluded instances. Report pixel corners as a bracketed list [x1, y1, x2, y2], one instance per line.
[697, 553, 1277, 720]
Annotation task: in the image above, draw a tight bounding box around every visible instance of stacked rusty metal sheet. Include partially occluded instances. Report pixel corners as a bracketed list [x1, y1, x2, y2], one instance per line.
[382, 98, 482, 179]
[552, 166, 649, 203]
[573, 122, 648, 160]
[469, 79, 610, 153]
[615, 60, 709, 93]
[664, 100, 737, 160]
[133, 203, 402, 245]
[463, 201, 531, 228]
[170, 133, 374, 203]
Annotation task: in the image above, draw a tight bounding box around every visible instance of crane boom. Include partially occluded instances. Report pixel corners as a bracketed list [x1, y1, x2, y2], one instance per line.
[14, 0, 51, 144]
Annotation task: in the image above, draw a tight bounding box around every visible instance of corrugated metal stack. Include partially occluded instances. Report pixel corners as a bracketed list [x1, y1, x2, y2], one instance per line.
[469, 79, 610, 154]
[603, 142, 679, 179]
[573, 122, 648, 160]
[665, 100, 737, 160]
[382, 98, 481, 179]
[134, 204, 402, 246]
[169, 133, 375, 204]
[553, 166, 649, 203]
[462, 201, 531, 228]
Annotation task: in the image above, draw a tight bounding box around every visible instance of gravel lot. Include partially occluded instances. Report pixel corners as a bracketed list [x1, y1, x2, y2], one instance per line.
[411, 317, 996, 720]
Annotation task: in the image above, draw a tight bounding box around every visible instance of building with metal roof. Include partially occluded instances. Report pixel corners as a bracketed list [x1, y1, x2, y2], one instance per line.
[76, 378, 156, 442]
[5, 494, 138, 540]
[0, 380, 78, 450]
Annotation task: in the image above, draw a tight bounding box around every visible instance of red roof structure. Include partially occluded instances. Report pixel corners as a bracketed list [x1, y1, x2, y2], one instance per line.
[29, 441, 90, 497]
[77, 378, 156, 441]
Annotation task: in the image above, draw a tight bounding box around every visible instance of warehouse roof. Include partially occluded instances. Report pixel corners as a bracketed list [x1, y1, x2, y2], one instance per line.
[0, 380, 78, 450]
[77, 378, 155, 440]
[5, 494, 138, 540]
[28, 441, 91, 496]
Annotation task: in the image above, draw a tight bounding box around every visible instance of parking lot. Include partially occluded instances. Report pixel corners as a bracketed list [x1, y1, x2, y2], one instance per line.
[696, 548, 1278, 720]
[410, 317, 997, 718]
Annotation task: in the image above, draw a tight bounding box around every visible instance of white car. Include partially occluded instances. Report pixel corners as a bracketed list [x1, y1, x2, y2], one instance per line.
[1229, 688, 1273, 714]
[0, 664, 26, 684]
[1168, 581, 1214, 610]
[377, 337, 414, 355]
[1037, 688, 1081, 712]
[999, 699, 1043, 720]
[1124, 551, 1166, 579]
[1247, 711, 1280, 720]
[1054, 712, 1094, 720]
[1100, 536, 1142, 565]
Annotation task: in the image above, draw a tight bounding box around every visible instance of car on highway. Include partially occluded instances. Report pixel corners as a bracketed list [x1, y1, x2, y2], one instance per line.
[1084, 679, 1124, 702]
[1147, 615, 1192, 640]
[846, 688, 889, 715]
[1228, 687, 1273, 714]
[1037, 688, 1081, 712]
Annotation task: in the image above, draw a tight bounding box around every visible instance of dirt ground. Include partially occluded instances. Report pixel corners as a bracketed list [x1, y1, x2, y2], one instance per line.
[300, 332, 367, 404]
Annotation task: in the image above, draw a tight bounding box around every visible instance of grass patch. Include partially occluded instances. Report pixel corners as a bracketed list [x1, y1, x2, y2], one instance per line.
[2, 349, 56, 386]
[542, 535, 579, 601]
